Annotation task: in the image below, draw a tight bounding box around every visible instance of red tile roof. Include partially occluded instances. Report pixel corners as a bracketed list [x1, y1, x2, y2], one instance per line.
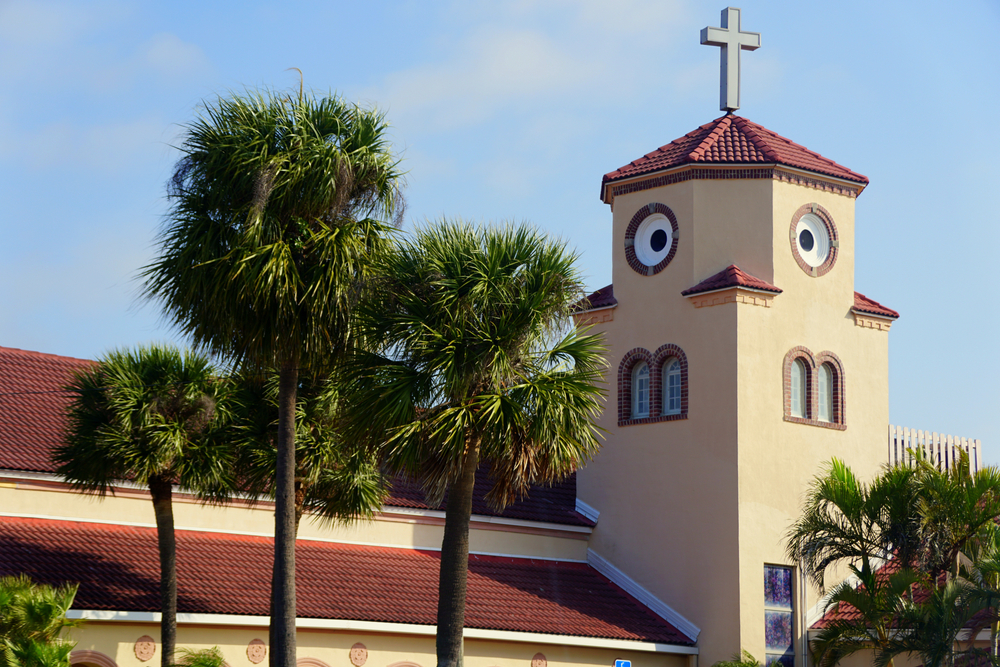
[602, 114, 869, 194]
[0, 346, 589, 527]
[853, 292, 900, 319]
[0, 347, 93, 474]
[0, 516, 691, 645]
[572, 284, 617, 312]
[681, 265, 782, 296]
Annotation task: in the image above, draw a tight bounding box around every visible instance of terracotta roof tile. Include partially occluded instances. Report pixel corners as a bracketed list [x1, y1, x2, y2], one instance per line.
[602, 115, 869, 195]
[681, 265, 782, 296]
[0, 516, 691, 645]
[853, 292, 900, 319]
[0, 347, 589, 527]
[572, 284, 616, 312]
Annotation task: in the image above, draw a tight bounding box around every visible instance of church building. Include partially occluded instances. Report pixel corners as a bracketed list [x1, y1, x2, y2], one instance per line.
[0, 8, 982, 667]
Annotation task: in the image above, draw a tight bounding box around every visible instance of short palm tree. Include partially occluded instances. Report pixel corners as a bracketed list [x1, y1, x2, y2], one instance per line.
[0, 574, 80, 667]
[52, 345, 230, 667]
[341, 220, 606, 667]
[141, 87, 403, 667]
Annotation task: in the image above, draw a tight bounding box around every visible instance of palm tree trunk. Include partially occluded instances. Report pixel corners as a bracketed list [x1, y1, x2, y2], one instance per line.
[269, 478, 308, 655]
[149, 474, 176, 667]
[270, 362, 298, 667]
[436, 443, 479, 667]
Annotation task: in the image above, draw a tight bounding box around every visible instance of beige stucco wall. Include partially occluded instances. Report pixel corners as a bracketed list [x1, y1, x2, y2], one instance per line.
[579, 172, 891, 665]
[0, 483, 589, 562]
[68, 622, 691, 667]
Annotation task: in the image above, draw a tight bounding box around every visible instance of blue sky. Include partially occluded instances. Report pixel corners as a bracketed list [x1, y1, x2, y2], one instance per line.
[1, 1, 997, 462]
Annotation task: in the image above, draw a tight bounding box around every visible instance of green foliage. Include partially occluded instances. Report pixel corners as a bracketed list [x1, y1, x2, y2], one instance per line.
[342, 219, 607, 508]
[171, 648, 226, 667]
[788, 451, 1000, 667]
[0, 575, 79, 667]
[142, 88, 404, 371]
[229, 371, 387, 526]
[52, 344, 233, 498]
[711, 650, 762, 667]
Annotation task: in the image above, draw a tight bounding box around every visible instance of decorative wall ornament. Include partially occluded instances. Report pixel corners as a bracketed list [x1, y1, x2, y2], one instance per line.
[531, 653, 547, 667]
[349, 643, 368, 667]
[247, 639, 267, 665]
[133, 637, 156, 662]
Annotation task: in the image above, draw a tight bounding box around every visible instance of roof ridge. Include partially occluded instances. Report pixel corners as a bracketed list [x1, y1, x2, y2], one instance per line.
[742, 118, 867, 178]
[731, 115, 779, 162]
[687, 115, 731, 162]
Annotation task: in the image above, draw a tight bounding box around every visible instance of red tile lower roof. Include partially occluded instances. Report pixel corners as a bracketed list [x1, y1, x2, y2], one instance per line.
[0, 346, 589, 527]
[572, 285, 617, 312]
[853, 292, 900, 319]
[0, 516, 691, 645]
[681, 265, 782, 296]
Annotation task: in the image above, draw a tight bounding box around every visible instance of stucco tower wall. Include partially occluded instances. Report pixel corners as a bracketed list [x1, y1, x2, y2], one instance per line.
[734, 180, 889, 659]
[578, 180, 743, 659]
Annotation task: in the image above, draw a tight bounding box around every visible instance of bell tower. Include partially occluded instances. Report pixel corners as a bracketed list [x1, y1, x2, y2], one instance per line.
[574, 8, 899, 665]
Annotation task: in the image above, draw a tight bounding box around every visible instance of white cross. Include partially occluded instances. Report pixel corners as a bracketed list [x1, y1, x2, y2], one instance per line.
[700, 7, 761, 112]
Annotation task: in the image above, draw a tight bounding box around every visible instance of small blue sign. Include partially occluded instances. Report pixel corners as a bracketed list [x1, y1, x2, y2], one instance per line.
[615, 661, 631, 667]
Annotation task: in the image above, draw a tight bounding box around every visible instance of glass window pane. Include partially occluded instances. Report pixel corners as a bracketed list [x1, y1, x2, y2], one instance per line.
[818, 364, 832, 422]
[790, 360, 805, 418]
[765, 566, 792, 607]
[765, 566, 795, 667]
[663, 359, 681, 415]
[633, 363, 649, 417]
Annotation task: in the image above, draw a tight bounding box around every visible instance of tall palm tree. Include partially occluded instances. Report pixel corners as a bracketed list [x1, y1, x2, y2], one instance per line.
[0, 574, 80, 667]
[341, 220, 606, 667]
[141, 87, 403, 667]
[52, 345, 230, 667]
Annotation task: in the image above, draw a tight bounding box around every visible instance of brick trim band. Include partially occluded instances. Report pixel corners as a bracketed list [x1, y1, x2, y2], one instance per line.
[789, 203, 839, 278]
[617, 345, 689, 426]
[782, 346, 846, 430]
[624, 203, 679, 276]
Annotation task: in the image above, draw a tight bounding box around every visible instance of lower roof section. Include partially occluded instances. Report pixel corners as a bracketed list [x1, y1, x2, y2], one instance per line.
[0, 515, 693, 647]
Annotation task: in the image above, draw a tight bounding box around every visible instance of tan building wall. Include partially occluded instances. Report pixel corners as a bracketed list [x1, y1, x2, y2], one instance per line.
[578, 171, 892, 665]
[68, 621, 693, 667]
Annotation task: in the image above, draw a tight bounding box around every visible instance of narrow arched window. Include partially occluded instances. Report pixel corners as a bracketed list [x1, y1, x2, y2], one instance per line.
[632, 362, 649, 418]
[663, 358, 681, 415]
[818, 363, 833, 422]
[790, 359, 807, 418]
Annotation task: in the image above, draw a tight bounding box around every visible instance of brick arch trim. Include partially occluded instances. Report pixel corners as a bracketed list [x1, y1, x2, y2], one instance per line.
[652, 343, 689, 420]
[782, 346, 846, 430]
[624, 203, 679, 276]
[71, 651, 118, 667]
[618, 348, 653, 424]
[386, 663, 425, 667]
[618, 345, 689, 426]
[789, 202, 839, 277]
[298, 660, 332, 667]
[816, 350, 846, 427]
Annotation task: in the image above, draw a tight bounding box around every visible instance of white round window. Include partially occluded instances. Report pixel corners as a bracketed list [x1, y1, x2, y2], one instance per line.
[634, 214, 673, 267]
[795, 213, 830, 268]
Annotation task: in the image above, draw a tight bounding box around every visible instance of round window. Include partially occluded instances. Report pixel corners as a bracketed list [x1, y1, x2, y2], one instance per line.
[795, 213, 830, 268]
[635, 214, 673, 267]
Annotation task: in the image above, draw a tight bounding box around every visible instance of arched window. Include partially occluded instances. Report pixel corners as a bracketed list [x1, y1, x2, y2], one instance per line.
[790, 359, 807, 418]
[818, 363, 833, 422]
[662, 358, 682, 416]
[632, 362, 649, 418]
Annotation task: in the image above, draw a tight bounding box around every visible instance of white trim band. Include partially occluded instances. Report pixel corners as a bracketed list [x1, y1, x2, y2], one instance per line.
[587, 549, 700, 641]
[66, 610, 697, 655]
[575, 498, 600, 523]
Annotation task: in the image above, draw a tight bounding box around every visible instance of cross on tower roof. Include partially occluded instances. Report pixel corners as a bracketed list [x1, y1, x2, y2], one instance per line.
[700, 7, 760, 112]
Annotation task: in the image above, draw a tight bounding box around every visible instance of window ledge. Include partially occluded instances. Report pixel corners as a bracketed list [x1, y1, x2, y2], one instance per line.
[619, 413, 688, 427]
[783, 415, 846, 430]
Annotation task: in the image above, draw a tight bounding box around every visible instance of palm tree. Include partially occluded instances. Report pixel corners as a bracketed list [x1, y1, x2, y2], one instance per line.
[0, 574, 80, 667]
[341, 220, 606, 667]
[141, 87, 403, 667]
[52, 345, 230, 667]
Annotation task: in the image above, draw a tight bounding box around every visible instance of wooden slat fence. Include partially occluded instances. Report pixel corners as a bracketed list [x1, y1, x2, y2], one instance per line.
[888, 425, 982, 473]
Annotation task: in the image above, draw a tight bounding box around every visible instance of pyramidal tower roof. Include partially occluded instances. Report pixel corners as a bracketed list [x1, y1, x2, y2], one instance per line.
[601, 114, 868, 203]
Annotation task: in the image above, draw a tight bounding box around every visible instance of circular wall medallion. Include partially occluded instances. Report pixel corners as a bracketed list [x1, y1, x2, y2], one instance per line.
[531, 653, 547, 667]
[247, 639, 267, 665]
[134, 636, 156, 662]
[789, 203, 838, 276]
[349, 643, 368, 667]
[625, 203, 679, 275]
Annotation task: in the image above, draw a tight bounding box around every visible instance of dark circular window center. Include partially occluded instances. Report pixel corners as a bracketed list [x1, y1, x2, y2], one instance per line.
[799, 229, 815, 252]
[650, 229, 668, 253]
